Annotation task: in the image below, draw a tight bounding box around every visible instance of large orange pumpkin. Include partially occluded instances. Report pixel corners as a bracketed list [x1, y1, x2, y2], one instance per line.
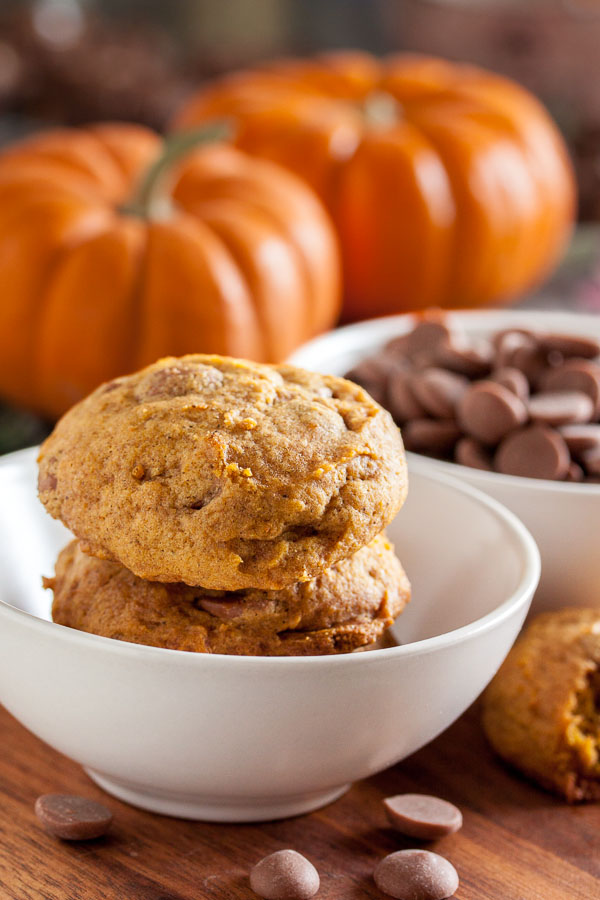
[175, 51, 576, 320]
[0, 123, 340, 419]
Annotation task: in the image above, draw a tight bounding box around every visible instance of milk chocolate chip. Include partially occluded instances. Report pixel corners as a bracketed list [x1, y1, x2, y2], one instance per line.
[250, 850, 320, 900]
[527, 391, 594, 426]
[455, 437, 493, 471]
[345, 317, 600, 483]
[383, 794, 463, 839]
[402, 419, 461, 454]
[489, 367, 530, 401]
[409, 369, 468, 419]
[34, 794, 113, 840]
[374, 849, 459, 900]
[458, 382, 528, 445]
[542, 359, 600, 415]
[539, 333, 600, 359]
[494, 425, 570, 480]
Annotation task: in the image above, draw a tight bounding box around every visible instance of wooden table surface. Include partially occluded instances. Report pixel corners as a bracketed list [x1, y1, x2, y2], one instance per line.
[1, 701, 599, 900]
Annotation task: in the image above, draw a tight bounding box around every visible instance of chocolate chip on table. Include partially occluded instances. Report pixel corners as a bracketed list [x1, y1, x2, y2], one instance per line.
[250, 850, 319, 900]
[458, 381, 528, 445]
[374, 849, 459, 900]
[527, 391, 594, 427]
[455, 436, 493, 471]
[34, 794, 113, 840]
[383, 793, 463, 840]
[494, 425, 570, 480]
[409, 369, 468, 419]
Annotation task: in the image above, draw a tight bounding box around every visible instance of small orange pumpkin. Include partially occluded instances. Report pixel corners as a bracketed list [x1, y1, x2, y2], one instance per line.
[0, 123, 340, 419]
[175, 51, 576, 321]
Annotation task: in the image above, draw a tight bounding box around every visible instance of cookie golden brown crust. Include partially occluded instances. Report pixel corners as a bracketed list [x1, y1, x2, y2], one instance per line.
[482, 608, 600, 802]
[38, 355, 407, 590]
[48, 534, 410, 656]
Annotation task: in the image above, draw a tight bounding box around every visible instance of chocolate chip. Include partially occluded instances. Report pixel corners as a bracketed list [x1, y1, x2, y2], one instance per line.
[494, 425, 570, 480]
[559, 424, 600, 455]
[455, 437, 493, 471]
[566, 461, 585, 482]
[491, 327, 537, 350]
[139, 363, 224, 399]
[402, 419, 461, 454]
[38, 473, 57, 492]
[250, 850, 319, 900]
[388, 370, 426, 422]
[541, 359, 600, 415]
[489, 367, 530, 401]
[409, 369, 468, 419]
[34, 794, 113, 840]
[496, 332, 546, 385]
[374, 849, 459, 900]
[582, 447, 600, 476]
[539, 333, 600, 359]
[458, 381, 528, 445]
[383, 794, 463, 840]
[386, 318, 452, 362]
[527, 391, 594, 426]
[346, 357, 393, 407]
[434, 336, 493, 378]
[345, 318, 600, 482]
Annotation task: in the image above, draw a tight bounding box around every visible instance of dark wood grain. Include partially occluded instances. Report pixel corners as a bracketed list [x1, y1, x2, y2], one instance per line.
[1, 701, 599, 900]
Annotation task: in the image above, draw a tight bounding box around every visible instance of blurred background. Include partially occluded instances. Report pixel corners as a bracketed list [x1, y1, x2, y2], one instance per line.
[1, 0, 599, 452]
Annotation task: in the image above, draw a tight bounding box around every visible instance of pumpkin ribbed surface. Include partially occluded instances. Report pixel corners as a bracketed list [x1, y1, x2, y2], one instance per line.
[0, 123, 340, 418]
[175, 52, 576, 320]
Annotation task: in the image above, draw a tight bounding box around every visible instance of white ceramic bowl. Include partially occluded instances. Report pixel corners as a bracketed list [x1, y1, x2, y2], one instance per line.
[0, 447, 538, 822]
[290, 309, 600, 612]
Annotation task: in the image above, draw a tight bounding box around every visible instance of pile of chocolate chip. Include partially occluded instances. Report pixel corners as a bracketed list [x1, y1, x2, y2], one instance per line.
[346, 317, 600, 482]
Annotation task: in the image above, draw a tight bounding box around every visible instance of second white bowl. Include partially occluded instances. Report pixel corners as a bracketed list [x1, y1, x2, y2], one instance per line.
[290, 309, 600, 612]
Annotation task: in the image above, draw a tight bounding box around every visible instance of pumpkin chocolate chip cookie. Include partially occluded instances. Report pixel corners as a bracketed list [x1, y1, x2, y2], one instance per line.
[38, 355, 407, 590]
[48, 534, 410, 656]
[482, 608, 600, 802]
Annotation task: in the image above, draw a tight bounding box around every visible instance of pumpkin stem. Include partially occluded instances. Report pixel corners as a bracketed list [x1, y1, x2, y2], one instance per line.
[363, 92, 400, 129]
[122, 121, 231, 219]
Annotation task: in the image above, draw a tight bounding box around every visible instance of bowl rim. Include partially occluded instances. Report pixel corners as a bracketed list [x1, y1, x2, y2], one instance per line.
[288, 308, 600, 496]
[0, 447, 540, 668]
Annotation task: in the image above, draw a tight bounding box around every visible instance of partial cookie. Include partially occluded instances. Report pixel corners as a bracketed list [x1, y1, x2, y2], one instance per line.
[38, 355, 407, 590]
[482, 608, 600, 802]
[48, 535, 410, 656]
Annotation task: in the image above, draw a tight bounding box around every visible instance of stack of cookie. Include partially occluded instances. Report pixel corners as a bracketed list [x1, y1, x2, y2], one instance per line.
[39, 355, 410, 656]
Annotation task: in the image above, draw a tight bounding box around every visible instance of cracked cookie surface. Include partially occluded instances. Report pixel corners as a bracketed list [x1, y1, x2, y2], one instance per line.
[38, 355, 407, 589]
[48, 535, 410, 656]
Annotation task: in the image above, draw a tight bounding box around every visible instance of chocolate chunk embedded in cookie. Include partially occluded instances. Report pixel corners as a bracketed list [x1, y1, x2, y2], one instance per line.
[48, 535, 410, 656]
[38, 355, 407, 590]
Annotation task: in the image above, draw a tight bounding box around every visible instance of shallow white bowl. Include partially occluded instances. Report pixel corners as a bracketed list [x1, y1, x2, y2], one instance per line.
[0, 447, 538, 822]
[290, 309, 600, 613]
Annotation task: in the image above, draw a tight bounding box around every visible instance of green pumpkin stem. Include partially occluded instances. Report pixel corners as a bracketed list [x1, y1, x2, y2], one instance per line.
[122, 122, 231, 219]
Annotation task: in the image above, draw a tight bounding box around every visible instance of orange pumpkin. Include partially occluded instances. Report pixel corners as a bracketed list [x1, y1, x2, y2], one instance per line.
[175, 51, 576, 321]
[0, 123, 340, 419]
